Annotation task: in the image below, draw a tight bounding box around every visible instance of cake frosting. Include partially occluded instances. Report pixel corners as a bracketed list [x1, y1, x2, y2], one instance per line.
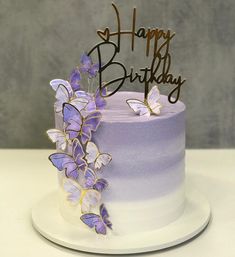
[56, 91, 186, 235]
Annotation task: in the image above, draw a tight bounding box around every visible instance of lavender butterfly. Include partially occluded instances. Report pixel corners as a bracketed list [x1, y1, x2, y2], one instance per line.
[63, 178, 101, 213]
[80, 204, 112, 235]
[63, 103, 102, 144]
[83, 168, 108, 192]
[79, 54, 99, 78]
[49, 138, 87, 180]
[69, 68, 81, 92]
[86, 141, 112, 170]
[46, 129, 70, 151]
[126, 86, 162, 117]
[50, 79, 88, 113]
[75, 87, 107, 112]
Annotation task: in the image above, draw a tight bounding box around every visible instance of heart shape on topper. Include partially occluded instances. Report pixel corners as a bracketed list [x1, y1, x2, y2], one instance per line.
[97, 28, 110, 42]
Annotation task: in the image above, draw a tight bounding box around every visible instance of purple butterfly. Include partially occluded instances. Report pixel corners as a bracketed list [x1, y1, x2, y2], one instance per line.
[49, 138, 87, 180]
[75, 87, 107, 112]
[63, 178, 101, 213]
[80, 204, 112, 235]
[83, 168, 108, 192]
[94, 87, 107, 110]
[63, 103, 102, 144]
[50, 79, 88, 113]
[79, 54, 99, 78]
[50, 79, 73, 97]
[69, 68, 81, 92]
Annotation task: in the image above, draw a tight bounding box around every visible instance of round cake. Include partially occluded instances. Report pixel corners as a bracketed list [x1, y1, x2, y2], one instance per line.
[57, 91, 186, 235]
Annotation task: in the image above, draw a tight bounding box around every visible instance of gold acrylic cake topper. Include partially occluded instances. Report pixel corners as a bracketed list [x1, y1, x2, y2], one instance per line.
[87, 3, 186, 104]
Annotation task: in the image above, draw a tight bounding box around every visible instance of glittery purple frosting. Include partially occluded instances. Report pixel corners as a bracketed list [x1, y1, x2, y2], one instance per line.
[92, 92, 185, 202]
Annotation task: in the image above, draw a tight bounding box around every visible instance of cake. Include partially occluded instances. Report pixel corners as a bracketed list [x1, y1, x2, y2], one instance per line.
[47, 59, 186, 235]
[30, 4, 211, 252]
[45, 1, 189, 238]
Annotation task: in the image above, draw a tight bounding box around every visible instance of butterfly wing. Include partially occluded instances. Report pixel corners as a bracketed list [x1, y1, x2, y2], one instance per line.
[89, 63, 99, 78]
[95, 220, 107, 235]
[80, 213, 106, 234]
[50, 79, 73, 97]
[80, 111, 102, 144]
[47, 129, 67, 150]
[126, 99, 150, 117]
[63, 179, 81, 204]
[95, 153, 112, 170]
[69, 68, 81, 91]
[74, 91, 96, 112]
[86, 141, 99, 164]
[80, 54, 92, 73]
[49, 153, 79, 180]
[100, 204, 112, 229]
[147, 86, 162, 115]
[84, 168, 96, 189]
[63, 103, 83, 139]
[70, 98, 89, 112]
[81, 189, 101, 213]
[95, 87, 107, 110]
[54, 85, 70, 113]
[72, 139, 87, 172]
[84, 111, 102, 131]
[93, 179, 108, 192]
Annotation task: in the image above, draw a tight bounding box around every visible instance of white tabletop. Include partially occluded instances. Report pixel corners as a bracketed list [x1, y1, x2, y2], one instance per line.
[0, 149, 234, 257]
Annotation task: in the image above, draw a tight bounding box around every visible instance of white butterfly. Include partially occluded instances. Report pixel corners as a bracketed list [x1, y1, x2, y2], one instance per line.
[47, 129, 69, 151]
[63, 178, 101, 213]
[126, 86, 162, 117]
[85, 142, 112, 170]
[50, 79, 88, 113]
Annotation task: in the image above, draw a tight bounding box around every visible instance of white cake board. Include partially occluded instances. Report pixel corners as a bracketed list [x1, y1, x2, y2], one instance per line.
[32, 189, 211, 255]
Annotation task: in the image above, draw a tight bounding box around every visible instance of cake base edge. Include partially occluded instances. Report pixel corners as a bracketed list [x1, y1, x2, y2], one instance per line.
[31, 187, 211, 255]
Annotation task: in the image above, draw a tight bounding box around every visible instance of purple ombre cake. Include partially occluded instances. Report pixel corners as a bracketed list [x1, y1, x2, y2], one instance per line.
[58, 91, 186, 235]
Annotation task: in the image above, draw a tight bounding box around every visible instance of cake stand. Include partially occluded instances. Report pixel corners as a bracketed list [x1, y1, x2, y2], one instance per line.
[32, 188, 210, 255]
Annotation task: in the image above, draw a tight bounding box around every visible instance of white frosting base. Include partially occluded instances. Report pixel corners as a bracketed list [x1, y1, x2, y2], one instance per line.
[59, 183, 185, 235]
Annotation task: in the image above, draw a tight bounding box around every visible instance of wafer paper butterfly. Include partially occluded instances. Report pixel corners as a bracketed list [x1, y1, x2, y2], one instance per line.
[83, 168, 108, 192]
[47, 129, 70, 151]
[63, 103, 102, 144]
[79, 54, 99, 78]
[50, 79, 88, 113]
[75, 87, 107, 112]
[126, 86, 162, 117]
[63, 178, 101, 213]
[49, 138, 87, 180]
[86, 142, 112, 170]
[69, 68, 81, 92]
[80, 204, 112, 235]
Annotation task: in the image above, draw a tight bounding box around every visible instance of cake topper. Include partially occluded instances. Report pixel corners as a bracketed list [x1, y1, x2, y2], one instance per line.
[87, 3, 186, 104]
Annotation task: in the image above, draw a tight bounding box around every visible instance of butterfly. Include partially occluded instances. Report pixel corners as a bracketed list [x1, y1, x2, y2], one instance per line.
[46, 128, 70, 151]
[69, 68, 81, 92]
[50, 79, 88, 113]
[80, 204, 112, 235]
[49, 138, 87, 180]
[79, 54, 99, 78]
[77, 86, 107, 111]
[126, 86, 162, 117]
[86, 141, 112, 170]
[75, 87, 107, 112]
[63, 178, 101, 213]
[50, 79, 73, 94]
[63, 103, 102, 144]
[83, 168, 108, 192]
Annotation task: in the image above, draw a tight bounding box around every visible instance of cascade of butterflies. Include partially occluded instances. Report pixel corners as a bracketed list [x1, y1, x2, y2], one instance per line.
[47, 54, 112, 235]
